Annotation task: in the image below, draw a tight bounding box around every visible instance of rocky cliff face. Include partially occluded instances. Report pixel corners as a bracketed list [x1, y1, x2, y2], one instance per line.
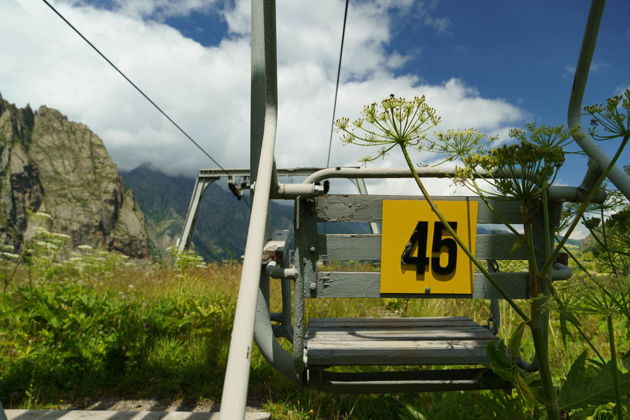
[0, 95, 150, 258]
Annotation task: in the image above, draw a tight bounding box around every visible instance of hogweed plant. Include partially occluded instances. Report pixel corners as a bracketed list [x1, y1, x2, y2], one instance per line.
[336, 89, 630, 419]
[561, 173, 630, 419]
[585, 91, 630, 141]
[336, 95, 441, 165]
[448, 123, 571, 201]
[575, 187, 630, 275]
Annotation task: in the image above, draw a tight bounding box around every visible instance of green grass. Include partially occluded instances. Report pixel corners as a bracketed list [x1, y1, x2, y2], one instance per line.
[0, 252, 627, 418]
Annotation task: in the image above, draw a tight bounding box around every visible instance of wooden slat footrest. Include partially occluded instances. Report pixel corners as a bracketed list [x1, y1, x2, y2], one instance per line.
[307, 368, 510, 393]
[305, 317, 497, 367]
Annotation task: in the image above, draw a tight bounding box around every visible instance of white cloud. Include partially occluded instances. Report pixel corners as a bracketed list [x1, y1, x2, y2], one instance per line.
[0, 0, 525, 180]
[72, 0, 220, 20]
[362, 176, 471, 197]
[424, 16, 452, 34]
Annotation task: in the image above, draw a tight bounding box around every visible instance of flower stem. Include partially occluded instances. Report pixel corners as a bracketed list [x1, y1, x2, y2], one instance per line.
[607, 315, 624, 420]
[530, 299, 560, 420]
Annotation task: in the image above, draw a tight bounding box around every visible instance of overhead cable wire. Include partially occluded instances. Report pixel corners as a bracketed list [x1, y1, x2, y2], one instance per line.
[325, 0, 350, 168]
[40, 0, 231, 176]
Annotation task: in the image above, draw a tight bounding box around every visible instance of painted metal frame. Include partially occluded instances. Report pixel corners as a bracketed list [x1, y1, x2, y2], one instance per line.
[177, 167, 375, 253]
[303, 167, 606, 203]
[177, 174, 218, 251]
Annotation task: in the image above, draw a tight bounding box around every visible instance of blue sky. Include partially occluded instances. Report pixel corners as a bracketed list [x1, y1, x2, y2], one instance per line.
[0, 0, 628, 195]
[391, 1, 629, 122]
[387, 1, 630, 183]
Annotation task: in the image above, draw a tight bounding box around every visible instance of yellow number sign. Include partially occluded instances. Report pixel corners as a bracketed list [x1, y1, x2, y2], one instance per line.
[380, 199, 478, 295]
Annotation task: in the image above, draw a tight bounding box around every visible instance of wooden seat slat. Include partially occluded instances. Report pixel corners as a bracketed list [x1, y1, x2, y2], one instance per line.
[308, 316, 470, 325]
[314, 195, 523, 224]
[311, 272, 529, 299]
[308, 330, 496, 340]
[306, 317, 496, 366]
[318, 233, 527, 261]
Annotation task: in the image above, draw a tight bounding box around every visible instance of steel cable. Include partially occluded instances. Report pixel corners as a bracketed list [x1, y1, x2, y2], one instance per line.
[325, 0, 350, 168]
[40, 0, 231, 176]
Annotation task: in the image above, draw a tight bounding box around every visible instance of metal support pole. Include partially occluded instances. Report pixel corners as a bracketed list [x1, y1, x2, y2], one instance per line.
[486, 259, 500, 335]
[254, 266, 297, 380]
[293, 200, 316, 381]
[220, 1, 279, 418]
[178, 176, 217, 251]
[568, 0, 630, 200]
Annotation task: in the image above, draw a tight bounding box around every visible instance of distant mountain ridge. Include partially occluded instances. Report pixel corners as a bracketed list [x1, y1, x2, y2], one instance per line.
[121, 165, 294, 261]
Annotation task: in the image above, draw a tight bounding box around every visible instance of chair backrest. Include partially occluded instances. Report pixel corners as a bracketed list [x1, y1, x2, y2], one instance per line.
[295, 194, 561, 301]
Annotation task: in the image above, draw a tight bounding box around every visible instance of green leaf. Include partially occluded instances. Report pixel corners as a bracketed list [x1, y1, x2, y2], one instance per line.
[487, 334, 539, 412]
[513, 370, 537, 409]
[486, 340, 513, 383]
[508, 322, 526, 365]
[559, 309, 580, 346]
[561, 352, 588, 398]
[559, 354, 630, 411]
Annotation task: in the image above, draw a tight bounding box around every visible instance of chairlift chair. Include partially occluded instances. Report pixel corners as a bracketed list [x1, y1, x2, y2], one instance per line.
[219, 0, 630, 417]
[274, 172, 580, 393]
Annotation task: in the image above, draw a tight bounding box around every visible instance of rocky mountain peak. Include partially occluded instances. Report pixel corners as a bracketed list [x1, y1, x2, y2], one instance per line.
[0, 95, 150, 258]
